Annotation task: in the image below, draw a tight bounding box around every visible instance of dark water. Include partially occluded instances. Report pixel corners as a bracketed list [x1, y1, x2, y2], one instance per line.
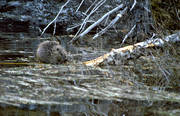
[0, 32, 180, 116]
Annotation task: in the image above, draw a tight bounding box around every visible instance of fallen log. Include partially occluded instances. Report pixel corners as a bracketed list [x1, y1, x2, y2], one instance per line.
[83, 32, 180, 67]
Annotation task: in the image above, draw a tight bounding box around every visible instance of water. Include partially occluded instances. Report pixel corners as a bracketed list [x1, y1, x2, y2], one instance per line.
[0, 32, 180, 116]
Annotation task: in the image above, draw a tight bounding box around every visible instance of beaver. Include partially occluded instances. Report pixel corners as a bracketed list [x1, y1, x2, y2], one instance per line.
[36, 41, 69, 64]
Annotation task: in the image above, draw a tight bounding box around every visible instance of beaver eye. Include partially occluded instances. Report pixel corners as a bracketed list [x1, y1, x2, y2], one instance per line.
[56, 48, 59, 51]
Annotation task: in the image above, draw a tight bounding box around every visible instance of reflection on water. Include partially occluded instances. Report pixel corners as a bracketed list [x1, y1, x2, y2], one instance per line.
[0, 32, 180, 116]
[1, 98, 179, 116]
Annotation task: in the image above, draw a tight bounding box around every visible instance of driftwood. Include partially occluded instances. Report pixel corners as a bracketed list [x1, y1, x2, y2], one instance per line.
[83, 32, 180, 67]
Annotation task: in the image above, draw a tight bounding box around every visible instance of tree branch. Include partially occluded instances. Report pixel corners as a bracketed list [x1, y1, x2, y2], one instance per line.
[70, 0, 106, 43]
[93, 7, 128, 40]
[79, 4, 124, 38]
[41, 0, 71, 36]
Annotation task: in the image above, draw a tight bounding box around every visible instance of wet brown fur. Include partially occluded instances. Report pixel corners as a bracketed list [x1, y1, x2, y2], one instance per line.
[36, 41, 68, 64]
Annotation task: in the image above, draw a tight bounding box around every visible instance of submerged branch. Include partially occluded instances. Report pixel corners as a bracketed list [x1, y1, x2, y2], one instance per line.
[83, 32, 180, 67]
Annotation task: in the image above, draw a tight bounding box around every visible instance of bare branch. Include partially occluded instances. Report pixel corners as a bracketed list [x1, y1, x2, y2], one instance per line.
[41, 0, 71, 36]
[67, 20, 95, 32]
[130, 0, 137, 11]
[76, 0, 85, 12]
[53, 20, 57, 35]
[93, 7, 128, 40]
[70, 0, 106, 43]
[120, 24, 136, 46]
[78, 4, 124, 38]
[85, 0, 98, 14]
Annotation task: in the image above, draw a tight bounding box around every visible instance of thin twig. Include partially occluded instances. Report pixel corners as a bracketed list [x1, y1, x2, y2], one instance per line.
[76, 0, 85, 12]
[93, 7, 128, 40]
[70, 0, 106, 43]
[53, 20, 57, 35]
[41, 0, 71, 36]
[67, 24, 82, 32]
[120, 24, 136, 46]
[130, 0, 136, 11]
[67, 20, 95, 32]
[85, 0, 98, 14]
[172, 0, 180, 20]
[80, 0, 106, 33]
[79, 0, 106, 34]
[151, 53, 170, 82]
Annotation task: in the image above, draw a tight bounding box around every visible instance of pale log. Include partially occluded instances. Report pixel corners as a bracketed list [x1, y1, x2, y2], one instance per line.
[83, 32, 180, 66]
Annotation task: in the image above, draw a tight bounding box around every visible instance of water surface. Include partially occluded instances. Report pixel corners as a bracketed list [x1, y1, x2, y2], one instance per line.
[0, 32, 180, 116]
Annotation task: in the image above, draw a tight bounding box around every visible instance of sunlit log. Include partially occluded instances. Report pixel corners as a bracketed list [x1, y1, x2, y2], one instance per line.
[83, 32, 180, 66]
